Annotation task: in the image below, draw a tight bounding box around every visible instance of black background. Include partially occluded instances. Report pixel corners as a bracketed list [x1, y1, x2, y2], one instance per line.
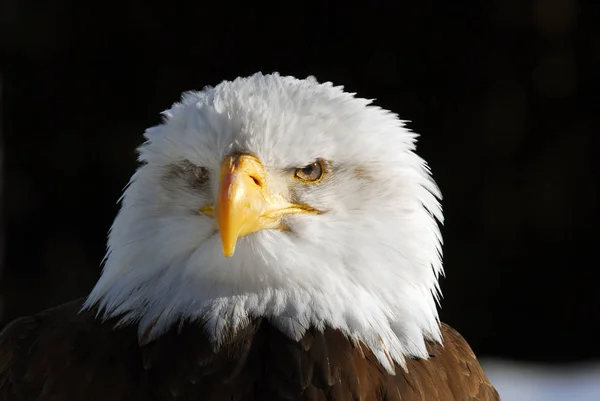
[2, 0, 598, 364]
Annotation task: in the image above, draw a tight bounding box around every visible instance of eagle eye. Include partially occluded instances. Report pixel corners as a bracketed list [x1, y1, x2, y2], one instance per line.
[294, 160, 324, 183]
[193, 165, 209, 184]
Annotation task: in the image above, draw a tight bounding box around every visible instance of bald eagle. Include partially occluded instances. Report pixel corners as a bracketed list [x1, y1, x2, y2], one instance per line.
[0, 73, 499, 400]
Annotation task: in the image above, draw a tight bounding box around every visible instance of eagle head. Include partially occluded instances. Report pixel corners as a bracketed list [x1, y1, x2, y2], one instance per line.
[85, 73, 444, 372]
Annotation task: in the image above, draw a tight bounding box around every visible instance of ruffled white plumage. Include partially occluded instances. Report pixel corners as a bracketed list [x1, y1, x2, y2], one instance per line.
[84, 72, 444, 373]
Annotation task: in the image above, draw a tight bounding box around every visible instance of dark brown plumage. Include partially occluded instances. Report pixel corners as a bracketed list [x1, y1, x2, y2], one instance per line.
[0, 298, 499, 401]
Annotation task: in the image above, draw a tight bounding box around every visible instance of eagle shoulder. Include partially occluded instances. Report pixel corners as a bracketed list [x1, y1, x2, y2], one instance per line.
[0, 298, 145, 401]
[0, 315, 39, 400]
[0, 300, 499, 401]
[438, 323, 500, 400]
[383, 323, 500, 401]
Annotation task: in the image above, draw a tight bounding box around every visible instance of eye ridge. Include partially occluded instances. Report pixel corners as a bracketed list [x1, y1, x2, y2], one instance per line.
[294, 160, 325, 183]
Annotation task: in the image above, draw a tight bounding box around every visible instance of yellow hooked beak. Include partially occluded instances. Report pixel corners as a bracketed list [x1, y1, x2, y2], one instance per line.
[202, 153, 318, 257]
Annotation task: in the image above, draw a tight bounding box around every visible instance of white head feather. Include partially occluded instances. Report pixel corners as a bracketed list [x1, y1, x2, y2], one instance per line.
[84, 72, 444, 373]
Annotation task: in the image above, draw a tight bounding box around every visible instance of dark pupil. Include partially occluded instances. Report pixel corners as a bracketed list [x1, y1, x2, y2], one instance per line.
[302, 165, 315, 176]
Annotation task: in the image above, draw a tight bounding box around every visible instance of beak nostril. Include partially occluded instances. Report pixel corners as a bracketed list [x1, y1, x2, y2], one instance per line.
[249, 175, 262, 187]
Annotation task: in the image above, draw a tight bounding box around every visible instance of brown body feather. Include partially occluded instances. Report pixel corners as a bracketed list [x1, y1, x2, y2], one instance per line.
[0, 299, 499, 401]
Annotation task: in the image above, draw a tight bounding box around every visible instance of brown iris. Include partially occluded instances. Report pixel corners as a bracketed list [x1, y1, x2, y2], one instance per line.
[294, 161, 324, 183]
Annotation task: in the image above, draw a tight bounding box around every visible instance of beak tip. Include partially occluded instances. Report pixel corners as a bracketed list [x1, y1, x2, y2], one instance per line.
[222, 244, 236, 258]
